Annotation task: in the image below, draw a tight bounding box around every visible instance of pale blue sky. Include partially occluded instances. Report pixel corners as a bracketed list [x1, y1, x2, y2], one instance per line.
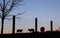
[0, 0, 60, 33]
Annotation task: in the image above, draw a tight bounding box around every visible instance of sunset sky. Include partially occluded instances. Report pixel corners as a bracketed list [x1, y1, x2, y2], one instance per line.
[0, 0, 60, 34]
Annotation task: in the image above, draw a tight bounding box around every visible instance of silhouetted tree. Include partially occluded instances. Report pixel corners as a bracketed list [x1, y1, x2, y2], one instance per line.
[0, 0, 23, 34]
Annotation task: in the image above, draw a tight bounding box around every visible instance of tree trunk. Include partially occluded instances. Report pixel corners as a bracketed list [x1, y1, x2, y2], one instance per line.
[1, 0, 5, 34]
[1, 18, 4, 34]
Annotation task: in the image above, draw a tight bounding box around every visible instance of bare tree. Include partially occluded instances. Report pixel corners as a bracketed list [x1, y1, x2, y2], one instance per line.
[0, 0, 23, 34]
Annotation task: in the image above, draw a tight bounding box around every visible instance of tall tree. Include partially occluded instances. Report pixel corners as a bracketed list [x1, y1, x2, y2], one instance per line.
[0, 0, 23, 34]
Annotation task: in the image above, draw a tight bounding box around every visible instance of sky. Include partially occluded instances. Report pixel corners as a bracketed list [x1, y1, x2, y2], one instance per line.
[0, 0, 60, 34]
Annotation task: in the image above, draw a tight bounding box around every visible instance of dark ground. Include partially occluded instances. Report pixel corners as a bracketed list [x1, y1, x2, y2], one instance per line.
[0, 32, 60, 38]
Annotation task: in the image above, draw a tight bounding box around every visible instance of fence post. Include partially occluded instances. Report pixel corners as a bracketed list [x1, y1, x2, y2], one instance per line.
[35, 18, 38, 32]
[12, 16, 15, 34]
[50, 20, 53, 32]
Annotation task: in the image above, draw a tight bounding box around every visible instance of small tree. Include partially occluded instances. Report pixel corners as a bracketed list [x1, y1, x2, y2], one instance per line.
[0, 0, 23, 34]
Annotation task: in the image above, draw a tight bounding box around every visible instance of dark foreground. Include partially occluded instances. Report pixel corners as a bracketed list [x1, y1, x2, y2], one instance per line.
[0, 32, 60, 38]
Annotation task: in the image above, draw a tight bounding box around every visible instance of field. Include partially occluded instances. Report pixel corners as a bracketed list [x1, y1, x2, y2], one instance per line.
[0, 32, 60, 38]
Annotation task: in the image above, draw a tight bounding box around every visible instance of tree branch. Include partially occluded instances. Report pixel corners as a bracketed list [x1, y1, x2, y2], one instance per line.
[5, 0, 22, 17]
[5, 0, 10, 9]
[0, 4, 3, 11]
[0, 15, 1, 18]
[4, 1, 14, 17]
